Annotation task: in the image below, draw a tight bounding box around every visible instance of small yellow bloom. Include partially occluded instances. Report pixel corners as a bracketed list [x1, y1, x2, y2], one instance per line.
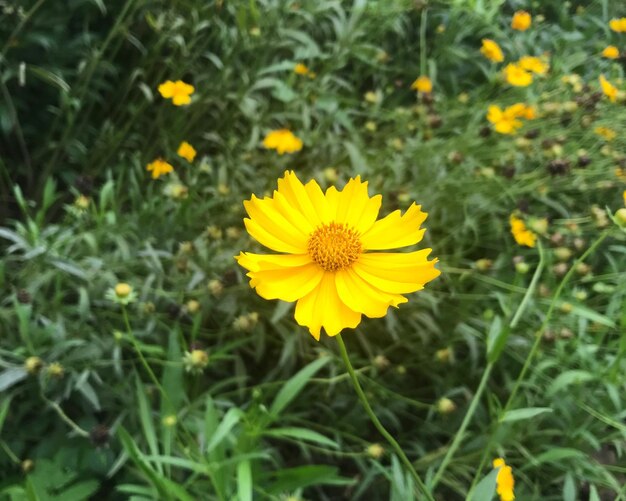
[518, 56, 548, 75]
[364, 91, 380, 103]
[595, 126, 617, 141]
[146, 158, 174, 179]
[294, 63, 309, 75]
[493, 458, 515, 501]
[411, 76, 433, 93]
[599, 74, 618, 102]
[511, 10, 531, 31]
[262, 129, 303, 155]
[480, 39, 504, 63]
[486, 104, 534, 134]
[177, 141, 197, 162]
[162, 415, 177, 427]
[602, 45, 620, 59]
[183, 349, 209, 373]
[609, 18, 626, 33]
[623, 190, 626, 206]
[24, 356, 43, 375]
[510, 214, 537, 248]
[47, 362, 64, 378]
[74, 195, 90, 210]
[503, 64, 533, 87]
[115, 283, 132, 298]
[366, 443, 385, 459]
[158, 80, 195, 106]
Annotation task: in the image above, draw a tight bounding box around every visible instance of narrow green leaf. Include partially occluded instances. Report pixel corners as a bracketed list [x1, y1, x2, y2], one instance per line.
[270, 357, 329, 417]
[237, 460, 252, 501]
[547, 370, 595, 396]
[500, 407, 553, 423]
[206, 407, 242, 453]
[469, 468, 498, 501]
[135, 377, 161, 473]
[263, 427, 339, 449]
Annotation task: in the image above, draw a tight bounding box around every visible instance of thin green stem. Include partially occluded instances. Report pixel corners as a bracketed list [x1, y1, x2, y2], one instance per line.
[121, 306, 171, 408]
[432, 241, 546, 491]
[336, 334, 435, 501]
[429, 362, 493, 490]
[41, 394, 89, 438]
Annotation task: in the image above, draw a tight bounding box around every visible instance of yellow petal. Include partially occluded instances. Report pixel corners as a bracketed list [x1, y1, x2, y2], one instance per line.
[335, 176, 382, 234]
[244, 218, 305, 254]
[335, 268, 407, 318]
[276, 171, 323, 227]
[304, 180, 332, 224]
[235, 252, 312, 272]
[353, 252, 440, 294]
[244, 195, 309, 250]
[158, 81, 175, 98]
[360, 203, 427, 250]
[238, 254, 324, 301]
[172, 94, 191, 105]
[295, 272, 361, 339]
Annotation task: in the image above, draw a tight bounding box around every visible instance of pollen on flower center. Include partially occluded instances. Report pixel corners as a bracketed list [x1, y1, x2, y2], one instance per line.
[307, 222, 362, 272]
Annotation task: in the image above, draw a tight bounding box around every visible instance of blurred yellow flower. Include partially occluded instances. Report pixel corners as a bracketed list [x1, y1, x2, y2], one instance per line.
[480, 39, 504, 62]
[235, 171, 440, 340]
[294, 63, 316, 78]
[487, 103, 535, 134]
[623, 190, 626, 205]
[493, 458, 515, 501]
[146, 158, 174, 179]
[503, 64, 533, 86]
[158, 80, 195, 106]
[411, 76, 433, 93]
[510, 214, 536, 247]
[602, 45, 620, 59]
[609, 18, 626, 32]
[599, 74, 618, 102]
[518, 56, 548, 74]
[562, 73, 583, 92]
[177, 141, 197, 162]
[511, 11, 531, 31]
[263, 129, 303, 155]
[594, 126, 617, 141]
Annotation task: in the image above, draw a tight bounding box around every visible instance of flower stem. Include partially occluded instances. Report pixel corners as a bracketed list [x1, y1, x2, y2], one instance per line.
[336, 334, 435, 501]
[121, 305, 170, 407]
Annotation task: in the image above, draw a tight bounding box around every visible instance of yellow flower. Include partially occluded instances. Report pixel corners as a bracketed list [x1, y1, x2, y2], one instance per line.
[518, 56, 548, 75]
[487, 104, 534, 134]
[595, 126, 617, 141]
[177, 141, 197, 162]
[158, 80, 195, 106]
[510, 214, 537, 248]
[114, 283, 132, 298]
[480, 39, 504, 62]
[602, 45, 620, 59]
[623, 190, 626, 206]
[503, 64, 533, 87]
[262, 129, 303, 155]
[511, 10, 531, 31]
[293, 63, 315, 78]
[235, 171, 440, 340]
[609, 18, 626, 33]
[487, 105, 522, 134]
[411, 76, 433, 93]
[493, 458, 515, 501]
[146, 158, 174, 179]
[599, 74, 618, 102]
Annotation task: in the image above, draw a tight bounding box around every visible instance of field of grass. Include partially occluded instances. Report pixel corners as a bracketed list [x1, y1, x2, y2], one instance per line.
[1, 1, 626, 500]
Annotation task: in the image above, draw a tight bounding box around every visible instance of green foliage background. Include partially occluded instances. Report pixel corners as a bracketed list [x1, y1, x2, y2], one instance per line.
[1, 0, 626, 499]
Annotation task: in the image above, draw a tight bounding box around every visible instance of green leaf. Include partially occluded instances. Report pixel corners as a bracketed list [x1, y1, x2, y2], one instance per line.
[0, 368, 27, 392]
[237, 460, 252, 501]
[0, 396, 12, 434]
[487, 315, 510, 363]
[563, 473, 576, 501]
[547, 370, 595, 396]
[206, 407, 243, 453]
[469, 467, 498, 501]
[266, 465, 352, 494]
[500, 407, 553, 423]
[532, 447, 586, 465]
[135, 377, 161, 473]
[270, 357, 329, 417]
[263, 427, 339, 449]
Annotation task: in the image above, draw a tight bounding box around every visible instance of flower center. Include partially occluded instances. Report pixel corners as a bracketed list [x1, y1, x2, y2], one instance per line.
[307, 222, 362, 272]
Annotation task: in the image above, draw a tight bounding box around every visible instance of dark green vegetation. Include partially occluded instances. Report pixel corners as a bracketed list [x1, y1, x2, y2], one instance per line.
[1, 0, 626, 499]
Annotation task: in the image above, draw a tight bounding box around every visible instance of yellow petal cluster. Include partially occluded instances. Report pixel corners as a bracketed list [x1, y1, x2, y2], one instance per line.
[594, 126, 617, 141]
[177, 141, 197, 162]
[158, 80, 195, 106]
[146, 158, 174, 179]
[262, 129, 303, 155]
[509, 214, 537, 248]
[599, 74, 618, 102]
[294, 63, 316, 78]
[487, 103, 535, 134]
[511, 11, 531, 31]
[503, 64, 533, 87]
[493, 458, 515, 501]
[518, 56, 549, 75]
[411, 76, 433, 93]
[236, 171, 440, 340]
[602, 45, 620, 59]
[480, 39, 504, 62]
[609, 18, 626, 32]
